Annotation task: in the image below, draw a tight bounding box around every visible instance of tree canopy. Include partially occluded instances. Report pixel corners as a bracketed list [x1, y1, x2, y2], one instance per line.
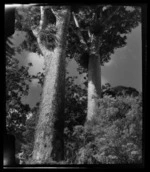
[15, 5, 141, 69]
[67, 5, 141, 71]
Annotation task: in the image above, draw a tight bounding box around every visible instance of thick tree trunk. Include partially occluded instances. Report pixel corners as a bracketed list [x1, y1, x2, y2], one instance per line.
[32, 7, 70, 164]
[87, 38, 101, 121]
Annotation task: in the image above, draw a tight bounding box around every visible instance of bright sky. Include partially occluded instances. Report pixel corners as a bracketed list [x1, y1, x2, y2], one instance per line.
[12, 23, 142, 108]
[102, 24, 142, 91]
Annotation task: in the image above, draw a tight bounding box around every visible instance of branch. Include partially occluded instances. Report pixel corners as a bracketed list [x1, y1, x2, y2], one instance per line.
[39, 6, 56, 30]
[31, 6, 45, 38]
[72, 12, 80, 28]
[88, 29, 94, 43]
[39, 6, 45, 30]
[31, 28, 39, 38]
[51, 7, 59, 20]
[72, 12, 89, 51]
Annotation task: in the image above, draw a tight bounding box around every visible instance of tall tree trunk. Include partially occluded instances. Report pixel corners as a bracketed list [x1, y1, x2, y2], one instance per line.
[31, 7, 70, 164]
[87, 37, 101, 121]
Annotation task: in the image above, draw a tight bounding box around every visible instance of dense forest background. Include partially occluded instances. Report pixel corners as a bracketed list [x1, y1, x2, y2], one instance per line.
[5, 4, 143, 165]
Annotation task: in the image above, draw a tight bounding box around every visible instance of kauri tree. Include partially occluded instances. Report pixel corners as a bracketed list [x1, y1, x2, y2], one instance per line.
[15, 6, 71, 163]
[67, 5, 141, 120]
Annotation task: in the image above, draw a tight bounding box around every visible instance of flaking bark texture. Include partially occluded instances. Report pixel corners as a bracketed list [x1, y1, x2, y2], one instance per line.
[32, 7, 70, 164]
[87, 37, 101, 121]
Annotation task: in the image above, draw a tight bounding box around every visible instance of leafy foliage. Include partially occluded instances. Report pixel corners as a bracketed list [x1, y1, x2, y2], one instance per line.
[64, 93, 142, 164]
[67, 5, 141, 72]
[17, 103, 40, 164]
[5, 37, 42, 163]
[102, 83, 139, 97]
[15, 6, 41, 54]
[6, 37, 32, 139]
[39, 26, 57, 50]
[64, 76, 87, 131]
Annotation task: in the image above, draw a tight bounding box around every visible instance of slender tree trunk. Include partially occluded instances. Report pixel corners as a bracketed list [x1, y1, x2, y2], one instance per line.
[31, 7, 70, 164]
[87, 37, 101, 121]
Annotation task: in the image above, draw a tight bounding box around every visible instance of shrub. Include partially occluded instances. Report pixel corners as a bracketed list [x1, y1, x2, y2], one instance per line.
[65, 94, 142, 164]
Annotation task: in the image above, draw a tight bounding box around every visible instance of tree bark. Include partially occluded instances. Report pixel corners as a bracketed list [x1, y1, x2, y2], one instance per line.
[87, 37, 101, 121]
[31, 7, 70, 164]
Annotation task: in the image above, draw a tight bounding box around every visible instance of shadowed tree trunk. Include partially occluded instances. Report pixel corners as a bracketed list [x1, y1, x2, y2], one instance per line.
[87, 37, 101, 121]
[31, 6, 71, 164]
